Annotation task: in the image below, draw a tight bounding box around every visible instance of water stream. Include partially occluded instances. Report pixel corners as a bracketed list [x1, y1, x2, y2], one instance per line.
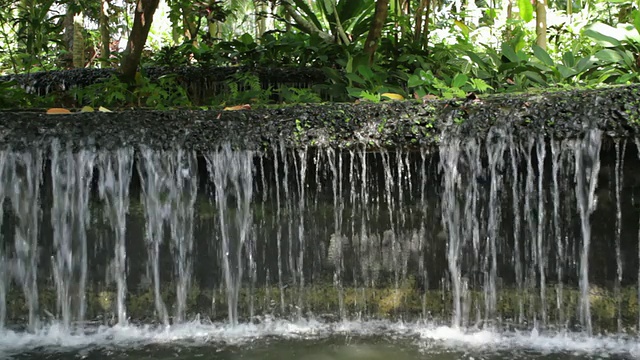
[0, 128, 639, 359]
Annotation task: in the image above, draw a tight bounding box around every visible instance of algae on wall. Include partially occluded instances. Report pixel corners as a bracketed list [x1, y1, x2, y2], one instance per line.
[4, 283, 637, 333]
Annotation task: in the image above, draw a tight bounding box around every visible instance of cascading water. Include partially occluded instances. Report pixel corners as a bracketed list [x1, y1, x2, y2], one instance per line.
[49, 141, 95, 332]
[7, 149, 44, 332]
[97, 147, 134, 325]
[206, 144, 254, 325]
[574, 129, 602, 335]
[0, 127, 638, 359]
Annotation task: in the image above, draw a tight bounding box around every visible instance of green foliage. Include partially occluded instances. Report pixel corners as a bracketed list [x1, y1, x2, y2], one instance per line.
[72, 73, 192, 109]
[0, 81, 32, 108]
[278, 87, 322, 103]
[3, 0, 640, 108]
[285, 0, 375, 43]
[0, 0, 63, 74]
[219, 72, 272, 106]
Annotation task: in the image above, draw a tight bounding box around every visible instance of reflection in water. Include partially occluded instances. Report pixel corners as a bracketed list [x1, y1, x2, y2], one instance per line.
[0, 130, 638, 358]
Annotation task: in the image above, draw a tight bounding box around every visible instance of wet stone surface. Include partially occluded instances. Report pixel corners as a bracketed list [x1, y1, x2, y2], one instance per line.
[0, 84, 639, 151]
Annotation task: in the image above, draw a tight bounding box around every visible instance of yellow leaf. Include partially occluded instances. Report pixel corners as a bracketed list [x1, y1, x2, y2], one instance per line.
[46, 108, 71, 115]
[381, 93, 404, 101]
[81, 106, 94, 113]
[98, 106, 112, 112]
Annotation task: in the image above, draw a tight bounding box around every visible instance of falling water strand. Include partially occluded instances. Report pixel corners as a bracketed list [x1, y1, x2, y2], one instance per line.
[169, 150, 198, 323]
[327, 148, 345, 320]
[523, 138, 537, 321]
[550, 140, 564, 327]
[0, 150, 7, 329]
[574, 129, 603, 335]
[50, 142, 95, 332]
[509, 137, 524, 324]
[419, 148, 429, 320]
[635, 138, 640, 332]
[397, 150, 411, 291]
[464, 140, 481, 327]
[296, 148, 308, 317]
[97, 148, 134, 325]
[280, 142, 296, 302]
[8, 149, 44, 331]
[485, 128, 506, 325]
[380, 150, 399, 304]
[440, 137, 463, 328]
[613, 139, 626, 332]
[137, 147, 171, 326]
[358, 148, 374, 303]
[272, 145, 285, 314]
[466, 142, 481, 264]
[536, 136, 547, 325]
[206, 144, 253, 325]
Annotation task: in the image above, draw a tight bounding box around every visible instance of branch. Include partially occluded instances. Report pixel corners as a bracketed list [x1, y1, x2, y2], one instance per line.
[282, 1, 334, 43]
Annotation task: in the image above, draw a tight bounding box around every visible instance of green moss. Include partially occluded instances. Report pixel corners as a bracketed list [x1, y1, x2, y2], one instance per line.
[3, 283, 639, 332]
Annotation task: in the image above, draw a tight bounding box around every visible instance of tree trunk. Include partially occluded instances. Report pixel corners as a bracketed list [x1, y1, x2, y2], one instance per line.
[414, 0, 427, 42]
[423, 0, 431, 48]
[62, 8, 75, 69]
[363, 0, 390, 65]
[99, 0, 111, 67]
[119, 0, 160, 83]
[535, 0, 547, 49]
[72, 12, 85, 68]
[182, 5, 198, 42]
[255, 0, 266, 39]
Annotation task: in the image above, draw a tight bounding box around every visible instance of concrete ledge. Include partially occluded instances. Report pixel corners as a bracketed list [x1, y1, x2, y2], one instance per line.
[0, 84, 639, 151]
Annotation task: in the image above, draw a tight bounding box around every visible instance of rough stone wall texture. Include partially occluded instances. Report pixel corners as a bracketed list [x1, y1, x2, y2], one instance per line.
[0, 84, 638, 150]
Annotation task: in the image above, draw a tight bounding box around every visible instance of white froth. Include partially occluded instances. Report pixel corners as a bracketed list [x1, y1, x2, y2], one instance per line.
[1, 320, 639, 358]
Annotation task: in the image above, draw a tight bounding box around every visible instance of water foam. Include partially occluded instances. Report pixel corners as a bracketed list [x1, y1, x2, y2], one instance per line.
[1, 320, 639, 358]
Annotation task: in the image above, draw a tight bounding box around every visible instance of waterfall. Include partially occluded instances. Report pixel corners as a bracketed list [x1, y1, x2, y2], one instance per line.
[574, 129, 603, 335]
[97, 148, 134, 325]
[206, 144, 254, 325]
[8, 149, 44, 331]
[50, 141, 95, 331]
[0, 151, 7, 329]
[0, 128, 633, 336]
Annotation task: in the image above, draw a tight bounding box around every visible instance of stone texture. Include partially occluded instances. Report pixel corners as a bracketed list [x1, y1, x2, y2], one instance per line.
[0, 84, 638, 151]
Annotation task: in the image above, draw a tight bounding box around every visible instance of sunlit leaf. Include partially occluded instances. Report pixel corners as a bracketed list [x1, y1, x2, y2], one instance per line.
[98, 106, 112, 112]
[517, 0, 534, 22]
[81, 106, 94, 113]
[454, 20, 470, 38]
